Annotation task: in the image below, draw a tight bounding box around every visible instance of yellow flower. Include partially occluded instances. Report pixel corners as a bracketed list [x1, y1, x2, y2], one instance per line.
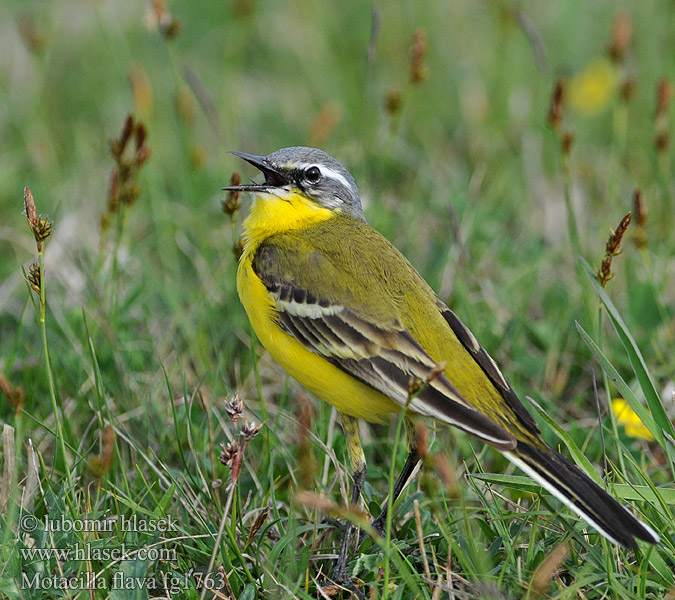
[568, 58, 618, 116]
[611, 398, 654, 441]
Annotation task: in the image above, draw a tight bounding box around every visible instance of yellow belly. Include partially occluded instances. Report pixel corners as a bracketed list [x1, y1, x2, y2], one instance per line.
[237, 256, 399, 422]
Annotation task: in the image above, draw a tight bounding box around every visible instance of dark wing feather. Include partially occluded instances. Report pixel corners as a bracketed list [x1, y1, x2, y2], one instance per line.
[439, 306, 540, 433]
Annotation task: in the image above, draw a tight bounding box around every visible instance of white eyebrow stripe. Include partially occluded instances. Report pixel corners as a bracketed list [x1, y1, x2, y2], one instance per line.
[295, 162, 353, 190]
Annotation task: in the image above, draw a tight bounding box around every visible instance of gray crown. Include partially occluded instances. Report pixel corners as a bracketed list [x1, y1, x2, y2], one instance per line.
[264, 147, 365, 221]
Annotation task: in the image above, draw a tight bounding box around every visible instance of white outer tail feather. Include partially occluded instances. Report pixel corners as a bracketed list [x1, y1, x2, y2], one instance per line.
[502, 451, 660, 546]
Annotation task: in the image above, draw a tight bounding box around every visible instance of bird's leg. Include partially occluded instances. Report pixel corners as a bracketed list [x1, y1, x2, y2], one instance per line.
[370, 420, 422, 538]
[370, 446, 420, 537]
[332, 414, 367, 585]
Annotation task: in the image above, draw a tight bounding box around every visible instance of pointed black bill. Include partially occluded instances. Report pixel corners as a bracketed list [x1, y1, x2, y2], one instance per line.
[222, 151, 288, 191]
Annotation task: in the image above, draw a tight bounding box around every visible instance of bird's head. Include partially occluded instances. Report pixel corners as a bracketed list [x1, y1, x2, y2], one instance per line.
[224, 146, 365, 221]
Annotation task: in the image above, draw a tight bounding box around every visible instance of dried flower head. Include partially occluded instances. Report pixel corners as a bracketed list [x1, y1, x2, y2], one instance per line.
[24, 187, 52, 251]
[633, 190, 646, 227]
[151, 0, 181, 39]
[88, 426, 115, 478]
[385, 88, 403, 116]
[219, 440, 240, 467]
[26, 261, 41, 294]
[225, 394, 244, 422]
[222, 173, 241, 216]
[407, 375, 424, 399]
[655, 78, 673, 118]
[102, 114, 151, 233]
[632, 190, 647, 250]
[655, 78, 673, 153]
[0, 373, 26, 410]
[308, 102, 342, 148]
[409, 29, 429, 84]
[598, 211, 631, 287]
[414, 421, 428, 459]
[111, 115, 134, 159]
[620, 77, 636, 103]
[561, 132, 575, 156]
[608, 13, 632, 63]
[548, 79, 565, 131]
[129, 65, 154, 117]
[24, 186, 38, 231]
[18, 15, 46, 54]
[241, 421, 262, 441]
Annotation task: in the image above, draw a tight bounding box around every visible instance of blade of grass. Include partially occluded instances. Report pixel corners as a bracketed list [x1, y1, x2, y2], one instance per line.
[576, 321, 663, 446]
[580, 257, 675, 445]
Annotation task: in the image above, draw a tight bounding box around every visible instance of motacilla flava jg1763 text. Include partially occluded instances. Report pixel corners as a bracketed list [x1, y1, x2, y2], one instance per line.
[224, 146, 659, 581]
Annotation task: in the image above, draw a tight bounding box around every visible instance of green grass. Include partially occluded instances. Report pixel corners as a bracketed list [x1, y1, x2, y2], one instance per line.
[1, 1, 674, 598]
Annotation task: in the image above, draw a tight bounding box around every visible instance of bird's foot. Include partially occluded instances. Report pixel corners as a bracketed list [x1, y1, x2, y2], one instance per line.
[321, 516, 348, 534]
[325, 567, 366, 600]
[357, 513, 387, 545]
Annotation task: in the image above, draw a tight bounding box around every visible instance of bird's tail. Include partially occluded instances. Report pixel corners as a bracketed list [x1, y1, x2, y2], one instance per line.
[503, 442, 659, 549]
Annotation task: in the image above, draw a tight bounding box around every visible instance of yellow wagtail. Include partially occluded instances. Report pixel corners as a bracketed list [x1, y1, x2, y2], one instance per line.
[225, 146, 659, 579]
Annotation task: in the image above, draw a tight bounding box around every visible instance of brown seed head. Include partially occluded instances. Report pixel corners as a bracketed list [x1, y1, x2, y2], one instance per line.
[103, 114, 151, 231]
[606, 212, 631, 256]
[620, 77, 636, 103]
[656, 132, 670, 153]
[598, 211, 631, 287]
[135, 123, 147, 151]
[219, 440, 240, 467]
[241, 421, 262, 441]
[23, 187, 51, 250]
[115, 115, 134, 159]
[633, 190, 646, 227]
[548, 79, 565, 131]
[24, 186, 38, 232]
[434, 453, 459, 498]
[414, 421, 428, 459]
[89, 425, 115, 478]
[34, 216, 53, 248]
[608, 13, 632, 63]
[561, 132, 575, 156]
[26, 261, 41, 294]
[175, 87, 197, 124]
[222, 173, 242, 216]
[151, 0, 181, 39]
[530, 542, 570, 594]
[632, 190, 647, 249]
[407, 375, 424, 399]
[409, 29, 429, 84]
[129, 65, 154, 117]
[225, 394, 244, 423]
[656, 78, 673, 118]
[0, 373, 26, 410]
[18, 15, 46, 54]
[308, 102, 342, 148]
[385, 88, 403, 116]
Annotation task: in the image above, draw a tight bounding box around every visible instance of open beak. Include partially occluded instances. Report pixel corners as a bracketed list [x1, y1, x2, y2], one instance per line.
[222, 151, 288, 192]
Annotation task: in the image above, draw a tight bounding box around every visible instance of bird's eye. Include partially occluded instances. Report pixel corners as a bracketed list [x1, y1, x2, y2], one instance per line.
[304, 166, 322, 184]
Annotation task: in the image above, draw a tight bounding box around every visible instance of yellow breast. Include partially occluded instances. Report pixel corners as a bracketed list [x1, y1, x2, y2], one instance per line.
[236, 193, 399, 421]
